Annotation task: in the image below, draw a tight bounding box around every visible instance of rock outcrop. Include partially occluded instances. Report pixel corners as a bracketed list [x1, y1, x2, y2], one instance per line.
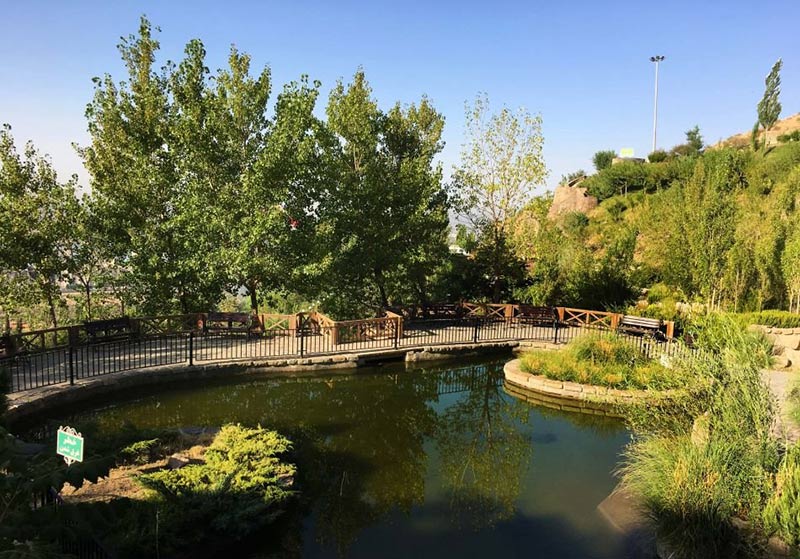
[548, 183, 598, 220]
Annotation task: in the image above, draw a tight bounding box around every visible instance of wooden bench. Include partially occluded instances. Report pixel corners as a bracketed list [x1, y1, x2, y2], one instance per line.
[618, 315, 666, 340]
[84, 317, 136, 343]
[516, 305, 558, 326]
[203, 312, 259, 337]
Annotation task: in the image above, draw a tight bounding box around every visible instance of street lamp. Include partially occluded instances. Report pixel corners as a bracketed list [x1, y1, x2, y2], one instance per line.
[650, 55, 665, 153]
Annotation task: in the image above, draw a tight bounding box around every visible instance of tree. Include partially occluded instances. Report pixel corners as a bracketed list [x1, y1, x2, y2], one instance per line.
[756, 58, 783, 151]
[80, 17, 216, 314]
[315, 70, 449, 316]
[783, 220, 800, 313]
[685, 125, 704, 153]
[0, 125, 79, 327]
[683, 151, 742, 309]
[453, 94, 548, 302]
[592, 150, 616, 171]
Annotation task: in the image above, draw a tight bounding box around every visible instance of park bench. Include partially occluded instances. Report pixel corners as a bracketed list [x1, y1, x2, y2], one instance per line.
[84, 317, 136, 344]
[0, 335, 14, 358]
[203, 312, 260, 337]
[516, 305, 558, 326]
[617, 315, 666, 341]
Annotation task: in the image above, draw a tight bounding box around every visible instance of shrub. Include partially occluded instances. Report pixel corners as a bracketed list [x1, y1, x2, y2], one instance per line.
[648, 149, 669, 163]
[561, 211, 589, 235]
[732, 310, 800, 329]
[777, 130, 800, 143]
[592, 149, 616, 171]
[622, 314, 779, 558]
[136, 425, 296, 546]
[764, 445, 800, 546]
[519, 333, 688, 390]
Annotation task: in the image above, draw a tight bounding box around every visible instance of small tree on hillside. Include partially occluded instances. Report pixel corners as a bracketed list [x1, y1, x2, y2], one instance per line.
[686, 126, 704, 153]
[756, 58, 783, 151]
[592, 150, 615, 171]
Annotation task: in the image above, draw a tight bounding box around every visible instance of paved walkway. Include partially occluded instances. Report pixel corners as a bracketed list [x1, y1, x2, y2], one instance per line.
[762, 368, 800, 443]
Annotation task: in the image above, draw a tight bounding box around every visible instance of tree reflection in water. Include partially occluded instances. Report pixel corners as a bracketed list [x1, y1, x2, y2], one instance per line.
[42, 358, 621, 558]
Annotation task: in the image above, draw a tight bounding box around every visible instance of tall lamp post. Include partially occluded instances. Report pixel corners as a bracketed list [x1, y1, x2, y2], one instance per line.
[650, 55, 665, 153]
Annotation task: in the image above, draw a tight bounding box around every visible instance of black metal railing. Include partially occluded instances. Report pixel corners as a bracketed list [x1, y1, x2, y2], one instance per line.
[0, 318, 696, 394]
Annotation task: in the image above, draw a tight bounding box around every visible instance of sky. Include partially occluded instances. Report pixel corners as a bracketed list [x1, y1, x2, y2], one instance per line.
[1, 0, 798, 193]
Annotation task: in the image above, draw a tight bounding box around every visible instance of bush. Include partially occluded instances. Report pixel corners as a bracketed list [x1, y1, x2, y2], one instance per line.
[764, 445, 800, 546]
[136, 425, 296, 547]
[777, 130, 800, 144]
[648, 149, 669, 163]
[592, 149, 616, 171]
[519, 333, 688, 390]
[622, 314, 779, 558]
[732, 310, 800, 329]
[561, 211, 589, 235]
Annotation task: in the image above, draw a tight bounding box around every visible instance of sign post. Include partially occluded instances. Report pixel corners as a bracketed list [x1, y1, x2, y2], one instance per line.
[56, 426, 84, 466]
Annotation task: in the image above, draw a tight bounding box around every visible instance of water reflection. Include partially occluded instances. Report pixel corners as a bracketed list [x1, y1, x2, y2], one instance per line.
[32, 358, 629, 558]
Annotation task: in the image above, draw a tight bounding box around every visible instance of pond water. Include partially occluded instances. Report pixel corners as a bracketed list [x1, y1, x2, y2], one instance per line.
[30, 356, 631, 558]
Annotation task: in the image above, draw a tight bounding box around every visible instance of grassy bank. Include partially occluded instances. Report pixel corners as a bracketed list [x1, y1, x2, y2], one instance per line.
[620, 315, 799, 558]
[519, 333, 689, 390]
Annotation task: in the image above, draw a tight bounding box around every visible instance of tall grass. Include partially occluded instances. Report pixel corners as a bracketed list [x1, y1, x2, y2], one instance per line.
[519, 333, 689, 390]
[621, 314, 781, 558]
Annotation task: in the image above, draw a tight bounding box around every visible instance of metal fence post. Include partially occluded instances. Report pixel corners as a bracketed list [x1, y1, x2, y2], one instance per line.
[188, 331, 194, 367]
[299, 326, 305, 358]
[394, 319, 399, 350]
[553, 321, 560, 344]
[473, 318, 480, 344]
[68, 346, 75, 386]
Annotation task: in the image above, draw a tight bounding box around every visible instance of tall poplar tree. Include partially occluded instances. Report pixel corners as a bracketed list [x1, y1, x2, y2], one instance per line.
[756, 58, 783, 151]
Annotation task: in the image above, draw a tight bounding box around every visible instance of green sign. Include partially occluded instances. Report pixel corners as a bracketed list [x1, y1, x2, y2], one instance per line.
[57, 426, 84, 465]
[619, 148, 635, 158]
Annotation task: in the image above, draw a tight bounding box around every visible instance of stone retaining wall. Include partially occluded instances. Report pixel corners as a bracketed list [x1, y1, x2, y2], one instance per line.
[503, 359, 673, 417]
[753, 326, 800, 370]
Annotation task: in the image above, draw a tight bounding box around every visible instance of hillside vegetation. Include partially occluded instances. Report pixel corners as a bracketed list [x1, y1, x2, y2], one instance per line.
[511, 138, 800, 319]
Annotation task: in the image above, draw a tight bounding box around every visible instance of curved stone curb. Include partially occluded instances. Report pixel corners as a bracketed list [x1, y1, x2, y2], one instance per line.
[503, 359, 676, 417]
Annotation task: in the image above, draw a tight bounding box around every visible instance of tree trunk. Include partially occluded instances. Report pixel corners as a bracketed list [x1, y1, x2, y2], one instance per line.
[374, 268, 389, 310]
[249, 281, 259, 315]
[45, 287, 58, 329]
[84, 281, 92, 320]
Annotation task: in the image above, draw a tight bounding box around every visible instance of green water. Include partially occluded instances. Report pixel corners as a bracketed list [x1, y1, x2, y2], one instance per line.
[34, 357, 631, 558]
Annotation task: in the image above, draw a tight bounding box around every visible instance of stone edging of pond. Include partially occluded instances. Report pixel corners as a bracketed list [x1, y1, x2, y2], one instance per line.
[503, 358, 675, 417]
[6, 341, 519, 424]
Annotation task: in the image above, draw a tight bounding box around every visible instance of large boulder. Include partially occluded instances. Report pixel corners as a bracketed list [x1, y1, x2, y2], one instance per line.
[548, 183, 598, 220]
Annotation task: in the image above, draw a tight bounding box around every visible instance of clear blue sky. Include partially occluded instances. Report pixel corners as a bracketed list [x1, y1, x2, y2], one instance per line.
[1, 0, 798, 192]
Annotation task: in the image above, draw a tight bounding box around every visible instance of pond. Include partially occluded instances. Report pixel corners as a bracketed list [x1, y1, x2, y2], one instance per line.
[29, 356, 631, 558]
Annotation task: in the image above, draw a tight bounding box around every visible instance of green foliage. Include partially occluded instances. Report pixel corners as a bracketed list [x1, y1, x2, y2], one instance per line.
[0, 124, 80, 327]
[757, 59, 783, 148]
[136, 425, 295, 546]
[622, 314, 779, 558]
[777, 130, 800, 144]
[583, 157, 693, 201]
[453, 93, 547, 302]
[671, 126, 705, 157]
[519, 333, 687, 390]
[560, 211, 589, 235]
[731, 310, 800, 329]
[592, 150, 616, 172]
[763, 445, 800, 546]
[560, 169, 586, 185]
[647, 149, 669, 163]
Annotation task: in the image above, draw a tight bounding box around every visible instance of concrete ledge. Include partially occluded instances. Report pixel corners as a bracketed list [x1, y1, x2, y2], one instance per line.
[6, 343, 518, 424]
[503, 359, 675, 417]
